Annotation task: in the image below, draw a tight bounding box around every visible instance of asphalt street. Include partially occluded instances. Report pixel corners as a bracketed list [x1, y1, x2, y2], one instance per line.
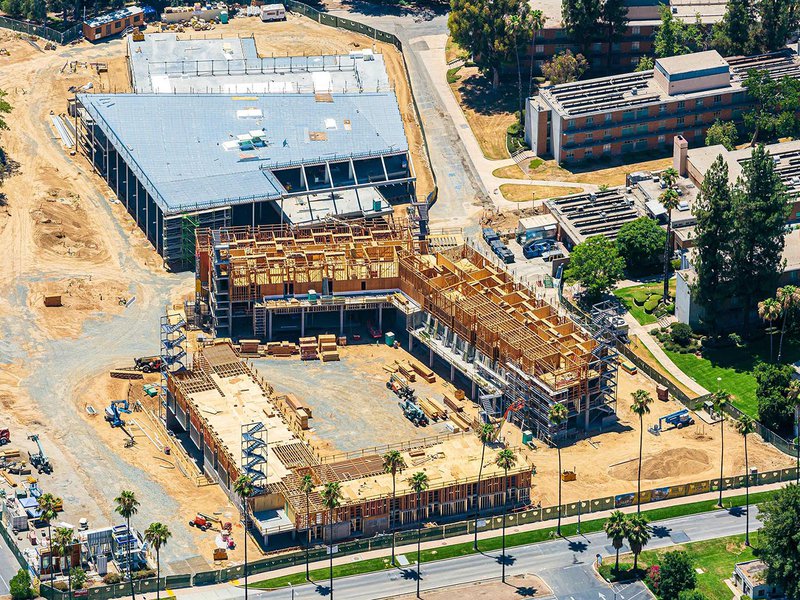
[175, 505, 760, 600]
[0, 530, 19, 594]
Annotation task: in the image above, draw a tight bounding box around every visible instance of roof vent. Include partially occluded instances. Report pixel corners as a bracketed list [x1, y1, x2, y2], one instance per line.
[631, 87, 638, 96]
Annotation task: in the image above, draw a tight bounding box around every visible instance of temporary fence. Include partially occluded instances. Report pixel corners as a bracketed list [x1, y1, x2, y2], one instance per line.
[0, 15, 82, 45]
[31, 463, 799, 599]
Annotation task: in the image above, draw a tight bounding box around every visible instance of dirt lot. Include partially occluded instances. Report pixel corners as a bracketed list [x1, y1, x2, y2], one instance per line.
[390, 574, 551, 599]
[493, 155, 674, 186]
[499, 183, 583, 202]
[502, 367, 793, 507]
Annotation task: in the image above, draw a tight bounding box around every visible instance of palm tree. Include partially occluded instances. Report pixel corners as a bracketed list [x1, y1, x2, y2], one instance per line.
[300, 474, 315, 581]
[630, 389, 653, 513]
[788, 380, 800, 485]
[233, 474, 254, 600]
[143, 522, 171, 600]
[382, 449, 407, 566]
[321, 481, 343, 600]
[711, 390, 731, 507]
[626, 514, 651, 572]
[52, 526, 74, 600]
[505, 13, 525, 116]
[758, 297, 782, 362]
[776, 285, 799, 362]
[473, 422, 496, 550]
[114, 490, 140, 600]
[408, 471, 430, 599]
[736, 415, 756, 546]
[495, 448, 517, 583]
[659, 176, 680, 302]
[548, 402, 569, 535]
[38, 492, 60, 599]
[603, 510, 628, 573]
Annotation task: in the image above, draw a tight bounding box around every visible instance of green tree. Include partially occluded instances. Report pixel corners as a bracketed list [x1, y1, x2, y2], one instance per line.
[754, 483, 800, 597]
[736, 414, 756, 545]
[753, 362, 795, 435]
[495, 448, 517, 583]
[635, 56, 654, 71]
[711, 390, 731, 507]
[564, 235, 624, 299]
[630, 389, 653, 513]
[743, 70, 800, 145]
[599, 0, 628, 71]
[705, 119, 739, 151]
[473, 422, 496, 550]
[321, 481, 343, 600]
[615, 217, 666, 275]
[659, 551, 697, 598]
[9, 569, 34, 600]
[788, 380, 800, 484]
[448, 0, 531, 88]
[52, 526, 74, 600]
[603, 510, 629, 572]
[691, 155, 733, 336]
[69, 567, 87, 592]
[548, 402, 569, 535]
[758, 297, 782, 362]
[38, 492, 61, 599]
[730, 145, 790, 334]
[143, 522, 171, 600]
[755, 0, 799, 52]
[660, 167, 680, 302]
[775, 285, 799, 362]
[541, 50, 588, 85]
[678, 591, 709, 600]
[233, 475, 254, 600]
[626, 514, 651, 571]
[408, 471, 430, 599]
[711, 0, 753, 55]
[525, 10, 547, 98]
[114, 490, 139, 600]
[300, 474, 315, 580]
[0, 89, 12, 132]
[382, 449, 407, 566]
[505, 10, 534, 114]
[561, 0, 601, 58]
[1, 0, 25, 18]
[654, 5, 705, 57]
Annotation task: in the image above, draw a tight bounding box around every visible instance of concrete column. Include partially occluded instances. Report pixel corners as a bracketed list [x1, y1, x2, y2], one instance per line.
[429, 346, 433, 367]
[408, 331, 413, 351]
[91, 122, 96, 173]
[378, 305, 383, 331]
[134, 178, 140, 225]
[301, 307, 305, 337]
[450, 363, 455, 381]
[115, 149, 119, 196]
[105, 135, 109, 177]
[268, 310, 273, 341]
[471, 380, 476, 400]
[145, 192, 150, 242]
[339, 305, 344, 335]
[584, 398, 590, 430]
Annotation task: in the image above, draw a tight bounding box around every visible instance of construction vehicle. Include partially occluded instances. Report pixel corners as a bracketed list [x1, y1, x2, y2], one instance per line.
[189, 513, 221, 531]
[27, 434, 52, 475]
[134, 356, 162, 373]
[649, 409, 695, 435]
[398, 398, 428, 427]
[0, 428, 9, 446]
[105, 399, 132, 428]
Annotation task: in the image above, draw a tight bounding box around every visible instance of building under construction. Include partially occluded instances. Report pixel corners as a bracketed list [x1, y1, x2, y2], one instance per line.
[165, 343, 533, 546]
[195, 218, 618, 441]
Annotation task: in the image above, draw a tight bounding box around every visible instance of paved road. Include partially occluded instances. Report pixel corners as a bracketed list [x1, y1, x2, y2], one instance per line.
[0, 530, 20, 595]
[176, 506, 759, 600]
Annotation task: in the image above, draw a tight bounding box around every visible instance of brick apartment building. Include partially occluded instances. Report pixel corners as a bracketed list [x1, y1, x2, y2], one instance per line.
[525, 49, 800, 163]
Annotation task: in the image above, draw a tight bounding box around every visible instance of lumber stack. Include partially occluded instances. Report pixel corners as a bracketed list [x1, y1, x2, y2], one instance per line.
[266, 341, 297, 356]
[239, 339, 260, 355]
[419, 397, 444, 421]
[411, 362, 435, 383]
[0, 448, 21, 460]
[321, 351, 340, 362]
[276, 393, 312, 430]
[299, 337, 318, 360]
[454, 389, 466, 401]
[450, 411, 472, 432]
[110, 369, 143, 380]
[396, 361, 416, 382]
[443, 393, 465, 414]
[318, 334, 337, 352]
[427, 397, 448, 418]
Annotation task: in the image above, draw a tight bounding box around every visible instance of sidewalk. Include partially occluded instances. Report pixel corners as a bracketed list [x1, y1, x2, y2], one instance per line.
[181, 480, 787, 595]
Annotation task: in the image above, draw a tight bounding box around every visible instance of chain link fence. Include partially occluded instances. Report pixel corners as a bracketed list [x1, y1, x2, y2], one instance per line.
[0, 16, 82, 45]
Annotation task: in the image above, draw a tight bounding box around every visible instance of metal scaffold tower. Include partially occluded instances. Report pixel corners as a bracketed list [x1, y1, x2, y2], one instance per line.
[241, 422, 268, 492]
[159, 312, 187, 421]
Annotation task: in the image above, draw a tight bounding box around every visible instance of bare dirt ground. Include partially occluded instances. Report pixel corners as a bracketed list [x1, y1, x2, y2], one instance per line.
[493, 155, 674, 186]
[499, 183, 583, 202]
[502, 367, 793, 507]
[390, 574, 551, 599]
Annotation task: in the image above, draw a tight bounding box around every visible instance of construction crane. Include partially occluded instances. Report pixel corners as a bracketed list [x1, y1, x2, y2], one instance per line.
[105, 400, 132, 428]
[649, 409, 695, 435]
[490, 399, 523, 441]
[27, 434, 53, 474]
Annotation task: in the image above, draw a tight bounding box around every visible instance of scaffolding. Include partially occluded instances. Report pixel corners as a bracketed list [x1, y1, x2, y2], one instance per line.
[241, 422, 268, 492]
[159, 312, 186, 421]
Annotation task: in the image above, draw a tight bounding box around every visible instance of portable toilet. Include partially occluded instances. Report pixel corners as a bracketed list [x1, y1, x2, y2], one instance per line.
[220, 10, 228, 23]
[372, 198, 382, 213]
[385, 331, 396, 347]
[522, 430, 533, 445]
[308, 289, 318, 303]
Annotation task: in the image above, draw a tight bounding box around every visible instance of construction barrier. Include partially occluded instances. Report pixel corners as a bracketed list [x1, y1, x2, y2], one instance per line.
[0, 15, 82, 44]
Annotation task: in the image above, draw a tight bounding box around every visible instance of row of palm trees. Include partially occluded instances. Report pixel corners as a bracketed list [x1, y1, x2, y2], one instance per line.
[758, 285, 800, 363]
[36, 490, 171, 600]
[603, 510, 652, 572]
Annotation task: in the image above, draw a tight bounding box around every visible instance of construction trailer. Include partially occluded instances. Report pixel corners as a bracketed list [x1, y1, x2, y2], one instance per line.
[196, 221, 617, 442]
[165, 343, 532, 547]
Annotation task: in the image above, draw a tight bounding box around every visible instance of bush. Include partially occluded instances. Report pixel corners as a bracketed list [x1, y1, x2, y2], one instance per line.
[670, 323, 693, 346]
[643, 296, 660, 313]
[659, 551, 697, 598]
[446, 66, 462, 84]
[133, 569, 156, 580]
[53, 581, 68, 591]
[507, 121, 522, 137]
[671, 258, 682, 271]
[10, 569, 34, 600]
[102, 573, 122, 585]
[633, 290, 649, 305]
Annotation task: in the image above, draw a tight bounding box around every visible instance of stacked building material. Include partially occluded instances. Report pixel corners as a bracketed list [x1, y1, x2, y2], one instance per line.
[318, 334, 339, 361]
[276, 393, 312, 430]
[412, 362, 435, 383]
[397, 361, 416, 382]
[443, 393, 465, 414]
[266, 341, 297, 356]
[299, 337, 318, 360]
[239, 339, 260, 355]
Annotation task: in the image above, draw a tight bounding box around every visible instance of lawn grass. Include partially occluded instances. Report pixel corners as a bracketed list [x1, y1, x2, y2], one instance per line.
[251, 490, 775, 590]
[600, 533, 757, 599]
[499, 183, 583, 201]
[663, 337, 800, 417]
[629, 335, 699, 399]
[614, 280, 676, 326]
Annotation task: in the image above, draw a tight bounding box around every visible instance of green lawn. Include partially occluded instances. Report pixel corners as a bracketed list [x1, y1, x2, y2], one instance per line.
[251, 490, 775, 590]
[614, 280, 676, 326]
[664, 336, 800, 417]
[601, 533, 757, 599]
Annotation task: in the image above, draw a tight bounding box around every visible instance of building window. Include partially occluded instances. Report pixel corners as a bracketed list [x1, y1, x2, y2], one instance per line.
[658, 120, 666, 130]
[566, 135, 575, 144]
[632, 26, 640, 34]
[636, 108, 648, 119]
[585, 148, 593, 158]
[95, 27, 101, 34]
[592, 42, 602, 52]
[603, 143, 611, 153]
[658, 134, 665, 144]
[695, 129, 703, 138]
[677, 116, 685, 125]
[677, 101, 685, 110]
[566, 151, 575, 160]
[714, 94, 722, 104]
[622, 125, 633, 135]
[713, 111, 721, 119]
[535, 44, 544, 53]
[637, 124, 648, 133]
[585, 132, 593, 141]
[605, 113, 612, 122]
[659, 104, 667, 113]
[568, 119, 576, 129]
[604, 129, 611, 139]
[586, 116, 594, 125]
[632, 41, 640, 51]
[623, 110, 634, 121]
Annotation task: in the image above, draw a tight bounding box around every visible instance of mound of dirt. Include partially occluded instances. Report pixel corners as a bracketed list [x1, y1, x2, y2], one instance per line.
[30, 188, 107, 261]
[609, 448, 711, 481]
